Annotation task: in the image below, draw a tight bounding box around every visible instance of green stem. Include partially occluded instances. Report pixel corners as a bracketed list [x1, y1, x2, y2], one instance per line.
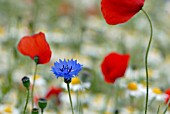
[41, 109, 43, 114]
[157, 105, 160, 114]
[163, 98, 170, 114]
[67, 83, 74, 114]
[31, 63, 38, 109]
[76, 90, 82, 114]
[76, 91, 79, 113]
[148, 97, 156, 107]
[130, 95, 135, 108]
[141, 9, 153, 114]
[114, 82, 119, 111]
[79, 94, 83, 114]
[23, 88, 30, 114]
[76, 90, 83, 114]
[101, 94, 111, 114]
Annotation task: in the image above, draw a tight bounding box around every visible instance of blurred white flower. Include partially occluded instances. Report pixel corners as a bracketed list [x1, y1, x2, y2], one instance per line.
[30, 75, 47, 95]
[0, 104, 19, 114]
[30, 75, 46, 87]
[149, 87, 166, 101]
[148, 49, 163, 67]
[62, 77, 91, 91]
[126, 82, 145, 97]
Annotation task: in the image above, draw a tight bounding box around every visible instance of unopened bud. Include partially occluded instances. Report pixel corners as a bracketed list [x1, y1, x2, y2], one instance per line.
[34, 56, 39, 64]
[31, 108, 39, 114]
[38, 98, 47, 110]
[21, 76, 30, 89]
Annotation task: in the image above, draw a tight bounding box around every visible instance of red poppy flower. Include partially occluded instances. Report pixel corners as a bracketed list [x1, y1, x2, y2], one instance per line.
[45, 87, 62, 99]
[17, 32, 52, 64]
[45, 87, 62, 105]
[34, 95, 41, 106]
[101, 0, 145, 25]
[101, 52, 130, 83]
[165, 88, 170, 105]
[165, 88, 170, 96]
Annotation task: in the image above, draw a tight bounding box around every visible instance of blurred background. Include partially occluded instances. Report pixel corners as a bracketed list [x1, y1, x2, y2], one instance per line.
[0, 0, 170, 113]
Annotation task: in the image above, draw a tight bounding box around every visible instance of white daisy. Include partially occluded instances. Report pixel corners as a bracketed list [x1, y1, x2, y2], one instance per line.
[126, 82, 145, 97]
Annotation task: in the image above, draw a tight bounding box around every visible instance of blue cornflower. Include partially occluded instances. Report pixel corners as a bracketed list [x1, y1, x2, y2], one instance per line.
[51, 59, 83, 83]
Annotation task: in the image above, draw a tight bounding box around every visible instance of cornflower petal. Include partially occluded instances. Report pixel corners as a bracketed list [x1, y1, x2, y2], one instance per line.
[51, 59, 83, 81]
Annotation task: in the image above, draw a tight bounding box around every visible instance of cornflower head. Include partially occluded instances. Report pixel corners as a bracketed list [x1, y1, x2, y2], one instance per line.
[51, 59, 82, 114]
[51, 59, 83, 83]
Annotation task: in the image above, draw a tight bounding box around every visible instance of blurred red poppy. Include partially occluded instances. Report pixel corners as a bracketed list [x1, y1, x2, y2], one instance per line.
[165, 88, 170, 105]
[101, 0, 145, 25]
[165, 89, 170, 96]
[45, 87, 62, 105]
[45, 87, 62, 99]
[17, 32, 52, 64]
[101, 52, 130, 83]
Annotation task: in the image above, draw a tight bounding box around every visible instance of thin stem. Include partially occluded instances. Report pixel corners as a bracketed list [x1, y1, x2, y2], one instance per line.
[76, 91, 80, 113]
[157, 105, 160, 114]
[23, 88, 30, 114]
[41, 109, 43, 114]
[101, 94, 111, 114]
[76, 90, 82, 114]
[130, 95, 135, 108]
[141, 9, 153, 114]
[31, 63, 38, 109]
[163, 98, 170, 114]
[67, 83, 74, 114]
[79, 94, 83, 114]
[114, 81, 119, 111]
[148, 97, 156, 107]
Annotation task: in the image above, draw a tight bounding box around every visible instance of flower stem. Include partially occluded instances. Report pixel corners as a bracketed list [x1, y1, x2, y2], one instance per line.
[41, 109, 43, 114]
[101, 94, 111, 114]
[23, 88, 30, 114]
[163, 98, 170, 114]
[31, 63, 38, 109]
[76, 90, 80, 113]
[157, 105, 160, 114]
[141, 8, 153, 114]
[79, 94, 83, 114]
[67, 83, 74, 114]
[114, 82, 119, 111]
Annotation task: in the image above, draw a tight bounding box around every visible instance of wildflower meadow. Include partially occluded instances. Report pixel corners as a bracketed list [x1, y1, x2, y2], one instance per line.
[0, 0, 170, 114]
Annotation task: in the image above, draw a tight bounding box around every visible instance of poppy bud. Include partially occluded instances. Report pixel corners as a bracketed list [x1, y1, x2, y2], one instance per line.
[31, 108, 39, 114]
[34, 56, 39, 64]
[114, 109, 119, 114]
[28, 21, 35, 34]
[22, 76, 30, 89]
[38, 98, 47, 110]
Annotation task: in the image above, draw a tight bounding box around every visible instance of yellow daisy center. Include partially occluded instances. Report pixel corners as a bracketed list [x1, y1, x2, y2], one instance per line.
[0, 27, 4, 35]
[127, 106, 135, 112]
[71, 77, 81, 85]
[152, 88, 162, 94]
[128, 82, 138, 91]
[104, 112, 112, 114]
[4, 106, 12, 113]
[35, 75, 40, 80]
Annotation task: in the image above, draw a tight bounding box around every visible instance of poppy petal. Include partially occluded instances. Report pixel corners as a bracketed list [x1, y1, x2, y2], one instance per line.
[45, 87, 62, 99]
[101, 52, 130, 83]
[101, 0, 145, 25]
[17, 32, 52, 64]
